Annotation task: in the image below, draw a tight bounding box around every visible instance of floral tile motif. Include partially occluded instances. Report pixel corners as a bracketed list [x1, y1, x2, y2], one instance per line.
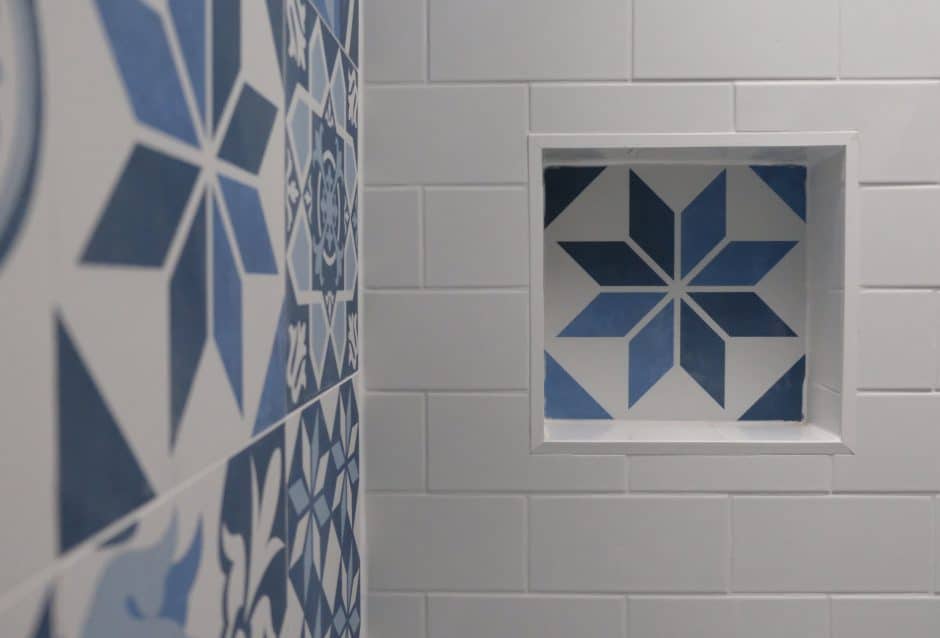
[285, 380, 361, 638]
[277, 4, 360, 417]
[544, 164, 807, 422]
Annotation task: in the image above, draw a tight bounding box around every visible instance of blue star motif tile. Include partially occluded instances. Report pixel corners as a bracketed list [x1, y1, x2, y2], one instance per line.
[86, 0, 280, 445]
[546, 166, 806, 421]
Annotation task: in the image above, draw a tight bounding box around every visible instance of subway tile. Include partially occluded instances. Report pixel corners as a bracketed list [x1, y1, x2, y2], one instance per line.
[363, 292, 528, 390]
[364, 0, 426, 81]
[634, 0, 837, 79]
[629, 456, 830, 493]
[628, 596, 829, 638]
[736, 82, 940, 183]
[367, 494, 526, 591]
[532, 84, 733, 133]
[835, 396, 940, 491]
[831, 597, 940, 638]
[365, 392, 426, 491]
[364, 86, 528, 185]
[841, 0, 940, 78]
[424, 188, 529, 287]
[428, 595, 626, 638]
[529, 497, 729, 592]
[427, 394, 626, 492]
[364, 188, 423, 288]
[860, 187, 940, 287]
[857, 292, 936, 390]
[368, 593, 427, 638]
[733, 497, 932, 592]
[430, 0, 630, 81]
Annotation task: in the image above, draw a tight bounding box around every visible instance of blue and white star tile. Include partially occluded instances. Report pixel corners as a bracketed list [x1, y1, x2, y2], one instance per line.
[283, 380, 361, 637]
[544, 164, 807, 422]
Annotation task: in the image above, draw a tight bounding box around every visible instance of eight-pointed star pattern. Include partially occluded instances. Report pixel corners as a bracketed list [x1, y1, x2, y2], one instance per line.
[85, 0, 279, 446]
[545, 165, 807, 421]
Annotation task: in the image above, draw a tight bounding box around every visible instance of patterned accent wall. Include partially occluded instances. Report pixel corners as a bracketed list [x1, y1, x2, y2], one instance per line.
[544, 164, 806, 422]
[0, 1, 361, 636]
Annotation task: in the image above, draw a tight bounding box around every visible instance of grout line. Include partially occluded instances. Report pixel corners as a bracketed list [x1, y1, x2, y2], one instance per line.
[424, 0, 430, 83]
[524, 495, 531, 592]
[425, 592, 431, 638]
[419, 186, 427, 287]
[836, 0, 843, 80]
[366, 285, 530, 292]
[932, 496, 937, 595]
[424, 391, 430, 492]
[727, 496, 735, 594]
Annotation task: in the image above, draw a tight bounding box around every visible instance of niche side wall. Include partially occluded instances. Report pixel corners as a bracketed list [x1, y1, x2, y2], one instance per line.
[0, 1, 363, 636]
[363, 1, 940, 636]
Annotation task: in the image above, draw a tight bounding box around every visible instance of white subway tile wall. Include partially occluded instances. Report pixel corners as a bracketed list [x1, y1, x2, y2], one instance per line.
[364, 0, 940, 635]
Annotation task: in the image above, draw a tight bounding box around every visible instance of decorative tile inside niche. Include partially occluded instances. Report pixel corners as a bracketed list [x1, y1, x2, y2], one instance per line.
[544, 164, 807, 422]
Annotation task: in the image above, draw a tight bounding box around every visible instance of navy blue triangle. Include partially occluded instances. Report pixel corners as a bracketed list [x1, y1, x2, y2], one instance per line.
[750, 165, 807, 221]
[253, 303, 288, 435]
[740, 356, 805, 421]
[57, 317, 155, 552]
[544, 352, 611, 419]
[543, 166, 605, 228]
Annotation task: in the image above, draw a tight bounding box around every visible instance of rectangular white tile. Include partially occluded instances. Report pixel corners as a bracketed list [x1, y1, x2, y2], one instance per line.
[368, 594, 427, 638]
[634, 0, 837, 79]
[367, 494, 526, 591]
[430, 0, 630, 81]
[529, 497, 729, 592]
[364, 188, 422, 289]
[832, 597, 940, 638]
[733, 497, 932, 592]
[629, 456, 830, 493]
[857, 292, 936, 390]
[428, 595, 626, 638]
[860, 187, 940, 287]
[532, 84, 733, 133]
[736, 82, 940, 183]
[841, 0, 940, 78]
[628, 596, 829, 638]
[427, 394, 625, 492]
[365, 392, 426, 492]
[363, 292, 528, 390]
[364, 0, 426, 82]
[364, 86, 528, 185]
[835, 396, 940, 491]
[424, 188, 529, 287]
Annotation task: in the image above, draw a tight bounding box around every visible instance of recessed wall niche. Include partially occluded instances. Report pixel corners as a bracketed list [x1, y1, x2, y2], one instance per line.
[528, 134, 858, 454]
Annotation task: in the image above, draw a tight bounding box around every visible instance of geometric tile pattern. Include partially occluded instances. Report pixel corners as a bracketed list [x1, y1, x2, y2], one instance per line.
[278, 5, 360, 416]
[0, 0, 360, 634]
[287, 379, 361, 637]
[545, 164, 806, 422]
[88, 0, 280, 445]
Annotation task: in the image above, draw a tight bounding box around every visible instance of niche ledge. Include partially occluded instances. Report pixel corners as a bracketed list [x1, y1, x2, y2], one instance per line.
[529, 133, 859, 455]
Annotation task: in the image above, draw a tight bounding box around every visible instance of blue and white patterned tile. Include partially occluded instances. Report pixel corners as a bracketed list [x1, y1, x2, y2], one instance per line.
[270, 3, 359, 423]
[47, 424, 285, 638]
[283, 379, 361, 637]
[39, 0, 286, 558]
[544, 164, 807, 421]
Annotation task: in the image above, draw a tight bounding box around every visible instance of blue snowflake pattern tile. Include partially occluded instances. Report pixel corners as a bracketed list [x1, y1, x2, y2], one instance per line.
[87, 0, 281, 444]
[545, 166, 806, 421]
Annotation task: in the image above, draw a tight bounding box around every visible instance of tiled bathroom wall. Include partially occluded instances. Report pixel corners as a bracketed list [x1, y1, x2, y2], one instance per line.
[0, 0, 362, 635]
[363, 1, 940, 636]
